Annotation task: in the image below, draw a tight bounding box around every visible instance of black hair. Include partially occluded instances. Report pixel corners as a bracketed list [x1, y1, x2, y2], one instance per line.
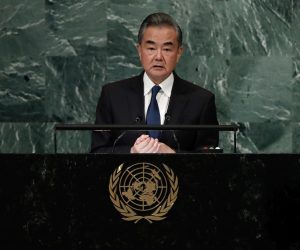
[138, 12, 183, 46]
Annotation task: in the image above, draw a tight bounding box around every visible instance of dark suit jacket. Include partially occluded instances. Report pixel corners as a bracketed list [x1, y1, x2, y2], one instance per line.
[91, 72, 219, 153]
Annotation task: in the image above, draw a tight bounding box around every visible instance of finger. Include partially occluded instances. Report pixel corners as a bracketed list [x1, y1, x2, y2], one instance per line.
[145, 138, 159, 153]
[136, 138, 151, 151]
[140, 138, 155, 153]
[135, 134, 149, 145]
[152, 140, 160, 153]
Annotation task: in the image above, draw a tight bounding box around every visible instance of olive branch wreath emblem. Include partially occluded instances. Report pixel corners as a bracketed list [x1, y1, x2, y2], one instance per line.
[109, 163, 179, 223]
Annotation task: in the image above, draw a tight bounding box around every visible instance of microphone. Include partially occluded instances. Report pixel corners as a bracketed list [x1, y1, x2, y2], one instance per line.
[111, 116, 142, 153]
[164, 113, 180, 152]
[165, 114, 171, 122]
[135, 116, 142, 123]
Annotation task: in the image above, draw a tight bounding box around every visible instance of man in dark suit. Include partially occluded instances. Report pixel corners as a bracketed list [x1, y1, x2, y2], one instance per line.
[91, 12, 219, 153]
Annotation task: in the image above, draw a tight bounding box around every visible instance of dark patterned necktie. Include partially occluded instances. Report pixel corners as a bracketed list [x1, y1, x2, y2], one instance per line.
[146, 85, 161, 138]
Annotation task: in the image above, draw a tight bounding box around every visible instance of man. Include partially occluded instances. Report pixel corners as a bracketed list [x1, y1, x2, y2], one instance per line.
[91, 12, 219, 153]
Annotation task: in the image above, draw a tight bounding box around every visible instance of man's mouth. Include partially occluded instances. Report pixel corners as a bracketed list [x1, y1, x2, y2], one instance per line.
[152, 65, 165, 69]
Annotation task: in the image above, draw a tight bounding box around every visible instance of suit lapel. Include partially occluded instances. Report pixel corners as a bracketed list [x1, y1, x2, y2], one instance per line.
[126, 73, 145, 123]
[165, 73, 189, 124]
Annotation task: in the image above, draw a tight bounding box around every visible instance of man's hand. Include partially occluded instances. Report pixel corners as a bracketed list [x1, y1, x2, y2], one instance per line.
[130, 134, 160, 153]
[130, 134, 175, 154]
[157, 142, 175, 153]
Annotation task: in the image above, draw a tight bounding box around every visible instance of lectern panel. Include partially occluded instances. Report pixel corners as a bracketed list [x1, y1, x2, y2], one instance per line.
[0, 154, 299, 249]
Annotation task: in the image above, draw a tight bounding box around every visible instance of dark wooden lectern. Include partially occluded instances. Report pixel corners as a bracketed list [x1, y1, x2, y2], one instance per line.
[1, 154, 300, 249]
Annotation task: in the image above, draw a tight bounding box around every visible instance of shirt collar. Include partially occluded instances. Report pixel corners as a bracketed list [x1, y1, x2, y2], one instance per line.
[143, 72, 174, 97]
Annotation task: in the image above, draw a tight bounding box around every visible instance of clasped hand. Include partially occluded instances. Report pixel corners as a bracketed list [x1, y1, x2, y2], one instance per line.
[130, 134, 175, 154]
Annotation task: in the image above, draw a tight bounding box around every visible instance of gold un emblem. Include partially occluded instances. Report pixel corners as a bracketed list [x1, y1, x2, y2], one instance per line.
[109, 162, 179, 223]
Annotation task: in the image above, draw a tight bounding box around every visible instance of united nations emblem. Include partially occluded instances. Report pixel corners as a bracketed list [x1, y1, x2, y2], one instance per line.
[109, 162, 179, 223]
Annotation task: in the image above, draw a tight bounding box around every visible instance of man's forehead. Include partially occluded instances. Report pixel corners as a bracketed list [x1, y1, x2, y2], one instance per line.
[144, 40, 175, 46]
[142, 26, 178, 44]
[143, 25, 177, 34]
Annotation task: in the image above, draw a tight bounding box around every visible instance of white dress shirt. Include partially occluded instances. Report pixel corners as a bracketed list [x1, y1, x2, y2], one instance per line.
[143, 72, 174, 124]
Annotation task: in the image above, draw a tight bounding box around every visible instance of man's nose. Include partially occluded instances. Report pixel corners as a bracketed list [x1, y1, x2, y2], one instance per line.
[155, 49, 163, 60]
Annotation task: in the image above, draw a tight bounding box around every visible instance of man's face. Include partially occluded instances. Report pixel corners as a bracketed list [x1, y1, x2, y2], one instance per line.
[137, 25, 183, 84]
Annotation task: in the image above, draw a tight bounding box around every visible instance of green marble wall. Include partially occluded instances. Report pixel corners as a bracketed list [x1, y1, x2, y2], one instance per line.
[0, 0, 299, 153]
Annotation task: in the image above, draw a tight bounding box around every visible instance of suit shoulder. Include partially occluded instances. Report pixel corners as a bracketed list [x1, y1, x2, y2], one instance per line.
[178, 78, 215, 98]
[102, 75, 141, 91]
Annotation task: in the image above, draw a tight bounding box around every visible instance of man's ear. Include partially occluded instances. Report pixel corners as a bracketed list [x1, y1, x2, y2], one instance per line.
[176, 46, 184, 63]
[136, 44, 142, 58]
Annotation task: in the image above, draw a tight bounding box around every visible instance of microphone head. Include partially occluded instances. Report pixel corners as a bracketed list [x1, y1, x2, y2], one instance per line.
[165, 114, 171, 122]
[135, 116, 142, 123]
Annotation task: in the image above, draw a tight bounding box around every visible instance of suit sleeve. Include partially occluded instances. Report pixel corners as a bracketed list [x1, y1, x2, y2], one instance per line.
[90, 86, 113, 153]
[195, 94, 219, 150]
[90, 85, 133, 153]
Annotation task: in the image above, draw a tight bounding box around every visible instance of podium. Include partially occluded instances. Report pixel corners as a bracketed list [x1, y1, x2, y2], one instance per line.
[1, 154, 300, 249]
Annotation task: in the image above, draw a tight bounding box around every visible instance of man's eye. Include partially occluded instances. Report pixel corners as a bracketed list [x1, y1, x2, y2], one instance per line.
[147, 47, 155, 50]
[164, 48, 171, 51]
